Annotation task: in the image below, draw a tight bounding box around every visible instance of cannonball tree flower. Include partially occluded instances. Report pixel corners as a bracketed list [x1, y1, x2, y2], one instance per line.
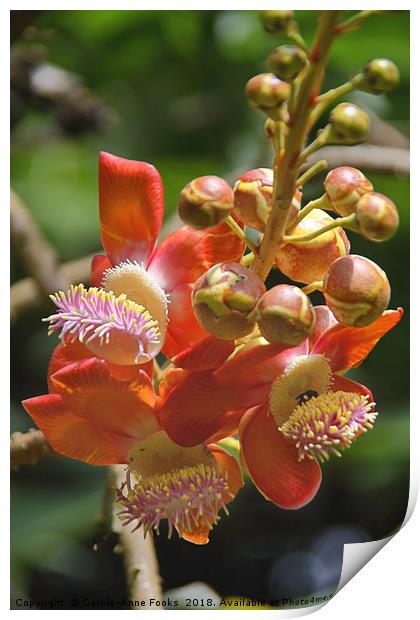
[22, 340, 243, 544]
[44, 152, 244, 367]
[158, 307, 402, 509]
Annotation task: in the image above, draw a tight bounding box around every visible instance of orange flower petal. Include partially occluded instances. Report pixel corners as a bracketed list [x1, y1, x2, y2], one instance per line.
[99, 152, 164, 265]
[178, 524, 211, 545]
[22, 394, 134, 465]
[158, 370, 234, 447]
[312, 308, 403, 373]
[47, 341, 94, 391]
[171, 334, 235, 372]
[239, 404, 322, 509]
[208, 444, 244, 499]
[147, 223, 244, 294]
[50, 358, 160, 440]
[331, 373, 373, 402]
[91, 254, 112, 287]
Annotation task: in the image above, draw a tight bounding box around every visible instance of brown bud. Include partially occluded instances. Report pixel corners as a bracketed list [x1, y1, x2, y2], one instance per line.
[178, 175, 234, 230]
[324, 166, 373, 216]
[359, 58, 400, 94]
[309, 305, 338, 349]
[267, 45, 307, 82]
[260, 10, 294, 34]
[245, 73, 290, 115]
[192, 262, 266, 340]
[233, 168, 301, 232]
[256, 285, 315, 345]
[355, 192, 399, 242]
[323, 255, 390, 327]
[276, 209, 350, 284]
[328, 103, 369, 145]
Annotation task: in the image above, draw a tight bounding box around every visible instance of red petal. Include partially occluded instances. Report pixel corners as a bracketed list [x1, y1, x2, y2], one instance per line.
[91, 254, 112, 287]
[178, 524, 211, 545]
[99, 152, 163, 265]
[47, 341, 94, 391]
[309, 305, 338, 350]
[208, 444, 244, 499]
[312, 308, 404, 373]
[50, 358, 160, 440]
[162, 283, 209, 359]
[171, 334, 235, 372]
[22, 394, 134, 465]
[157, 370, 237, 447]
[147, 223, 244, 293]
[239, 404, 322, 509]
[331, 374, 373, 402]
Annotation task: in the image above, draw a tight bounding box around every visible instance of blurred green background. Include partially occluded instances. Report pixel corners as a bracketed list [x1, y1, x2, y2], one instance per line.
[11, 10, 409, 609]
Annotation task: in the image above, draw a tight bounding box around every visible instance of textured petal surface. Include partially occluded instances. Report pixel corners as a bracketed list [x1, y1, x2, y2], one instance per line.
[91, 254, 112, 287]
[239, 404, 322, 509]
[99, 152, 164, 265]
[50, 358, 160, 440]
[171, 334, 235, 372]
[331, 373, 373, 402]
[147, 222, 244, 293]
[312, 308, 403, 373]
[209, 444, 244, 498]
[22, 394, 134, 465]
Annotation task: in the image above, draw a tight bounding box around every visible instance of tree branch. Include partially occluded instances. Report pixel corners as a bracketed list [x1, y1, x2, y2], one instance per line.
[111, 465, 163, 607]
[10, 429, 54, 467]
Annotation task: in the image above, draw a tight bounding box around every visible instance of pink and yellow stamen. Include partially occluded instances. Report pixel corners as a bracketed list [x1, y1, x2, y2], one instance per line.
[117, 464, 232, 539]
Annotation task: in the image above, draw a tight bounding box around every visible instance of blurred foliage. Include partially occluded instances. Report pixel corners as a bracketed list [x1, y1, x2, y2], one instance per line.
[11, 10, 409, 609]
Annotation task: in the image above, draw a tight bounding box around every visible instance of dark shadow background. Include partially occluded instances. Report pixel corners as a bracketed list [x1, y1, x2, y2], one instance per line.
[11, 10, 409, 609]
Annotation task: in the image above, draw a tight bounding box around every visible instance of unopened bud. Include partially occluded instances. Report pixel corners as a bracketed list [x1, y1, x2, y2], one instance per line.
[324, 166, 373, 216]
[355, 192, 399, 242]
[256, 285, 315, 345]
[192, 262, 266, 340]
[233, 168, 300, 232]
[323, 255, 390, 327]
[260, 10, 294, 35]
[245, 73, 290, 115]
[327, 103, 369, 145]
[267, 45, 307, 82]
[178, 175, 233, 230]
[276, 209, 350, 284]
[359, 59, 400, 94]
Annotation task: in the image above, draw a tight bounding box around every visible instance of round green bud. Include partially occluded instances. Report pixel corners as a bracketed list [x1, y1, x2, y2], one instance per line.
[359, 58, 400, 94]
[323, 255, 390, 327]
[178, 175, 233, 230]
[233, 168, 301, 233]
[260, 10, 294, 34]
[267, 45, 307, 82]
[192, 262, 266, 340]
[328, 103, 369, 145]
[256, 284, 315, 345]
[324, 166, 374, 216]
[355, 192, 399, 242]
[245, 73, 291, 114]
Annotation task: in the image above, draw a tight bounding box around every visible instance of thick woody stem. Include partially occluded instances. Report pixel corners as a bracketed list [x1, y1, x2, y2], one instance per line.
[251, 11, 341, 282]
[10, 429, 54, 467]
[111, 465, 163, 608]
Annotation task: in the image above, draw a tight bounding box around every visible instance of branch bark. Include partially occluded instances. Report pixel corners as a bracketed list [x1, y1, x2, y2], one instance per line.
[10, 429, 54, 467]
[111, 465, 163, 608]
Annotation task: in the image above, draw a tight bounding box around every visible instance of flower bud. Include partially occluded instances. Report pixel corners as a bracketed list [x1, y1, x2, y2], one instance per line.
[256, 284, 315, 345]
[233, 168, 301, 232]
[359, 59, 400, 94]
[260, 10, 294, 34]
[276, 209, 350, 284]
[355, 192, 399, 242]
[178, 175, 234, 230]
[245, 73, 291, 115]
[327, 103, 369, 145]
[267, 45, 307, 82]
[192, 262, 266, 340]
[324, 166, 373, 216]
[323, 255, 390, 327]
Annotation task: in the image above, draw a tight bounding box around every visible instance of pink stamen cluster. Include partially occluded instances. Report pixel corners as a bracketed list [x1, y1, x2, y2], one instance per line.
[44, 284, 160, 362]
[281, 390, 377, 462]
[117, 464, 232, 538]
